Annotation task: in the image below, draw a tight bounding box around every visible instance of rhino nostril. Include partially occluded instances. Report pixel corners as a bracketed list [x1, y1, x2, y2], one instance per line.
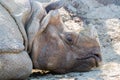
[92, 53, 102, 67]
[93, 53, 102, 61]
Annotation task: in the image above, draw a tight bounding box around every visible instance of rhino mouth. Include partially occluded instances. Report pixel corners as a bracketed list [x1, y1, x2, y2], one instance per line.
[76, 53, 102, 67]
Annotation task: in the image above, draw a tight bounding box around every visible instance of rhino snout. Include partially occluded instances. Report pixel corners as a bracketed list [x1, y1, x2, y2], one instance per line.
[76, 53, 101, 67]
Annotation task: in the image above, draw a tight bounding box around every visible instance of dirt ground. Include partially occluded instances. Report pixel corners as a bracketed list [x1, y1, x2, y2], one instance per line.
[29, 0, 120, 80]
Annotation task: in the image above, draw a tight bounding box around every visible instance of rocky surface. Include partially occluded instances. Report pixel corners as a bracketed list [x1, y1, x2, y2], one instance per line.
[29, 0, 120, 80]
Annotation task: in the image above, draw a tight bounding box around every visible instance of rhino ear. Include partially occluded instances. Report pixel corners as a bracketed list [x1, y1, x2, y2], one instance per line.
[33, 10, 53, 40]
[31, 10, 60, 42]
[29, 10, 62, 53]
[36, 10, 60, 36]
[45, 0, 65, 13]
[33, 10, 61, 41]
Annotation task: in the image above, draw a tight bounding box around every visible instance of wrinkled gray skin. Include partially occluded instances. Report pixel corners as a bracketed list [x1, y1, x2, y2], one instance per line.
[0, 0, 101, 80]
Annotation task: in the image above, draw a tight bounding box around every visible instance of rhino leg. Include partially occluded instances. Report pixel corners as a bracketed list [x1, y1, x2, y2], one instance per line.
[0, 51, 32, 80]
[45, 0, 65, 13]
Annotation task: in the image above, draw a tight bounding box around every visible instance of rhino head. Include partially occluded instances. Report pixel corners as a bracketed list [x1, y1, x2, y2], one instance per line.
[0, 0, 102, 79]
[27, 2, 102, 73]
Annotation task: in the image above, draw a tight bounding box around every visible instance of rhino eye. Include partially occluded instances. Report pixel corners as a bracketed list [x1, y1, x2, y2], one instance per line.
[67, 36, 72, 42]
[66, 35, 73, 43]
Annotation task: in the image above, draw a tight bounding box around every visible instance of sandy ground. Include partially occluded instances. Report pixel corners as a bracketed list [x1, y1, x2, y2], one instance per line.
[29, 0, 120, 80]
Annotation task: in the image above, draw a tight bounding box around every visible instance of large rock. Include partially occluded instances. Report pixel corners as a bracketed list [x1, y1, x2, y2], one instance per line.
[64, 0, 120, 48]
[65, 0, 120, 19]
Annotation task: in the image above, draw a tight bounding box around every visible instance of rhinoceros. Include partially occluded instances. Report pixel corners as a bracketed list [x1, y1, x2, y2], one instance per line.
[0, 0, 102, 80]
